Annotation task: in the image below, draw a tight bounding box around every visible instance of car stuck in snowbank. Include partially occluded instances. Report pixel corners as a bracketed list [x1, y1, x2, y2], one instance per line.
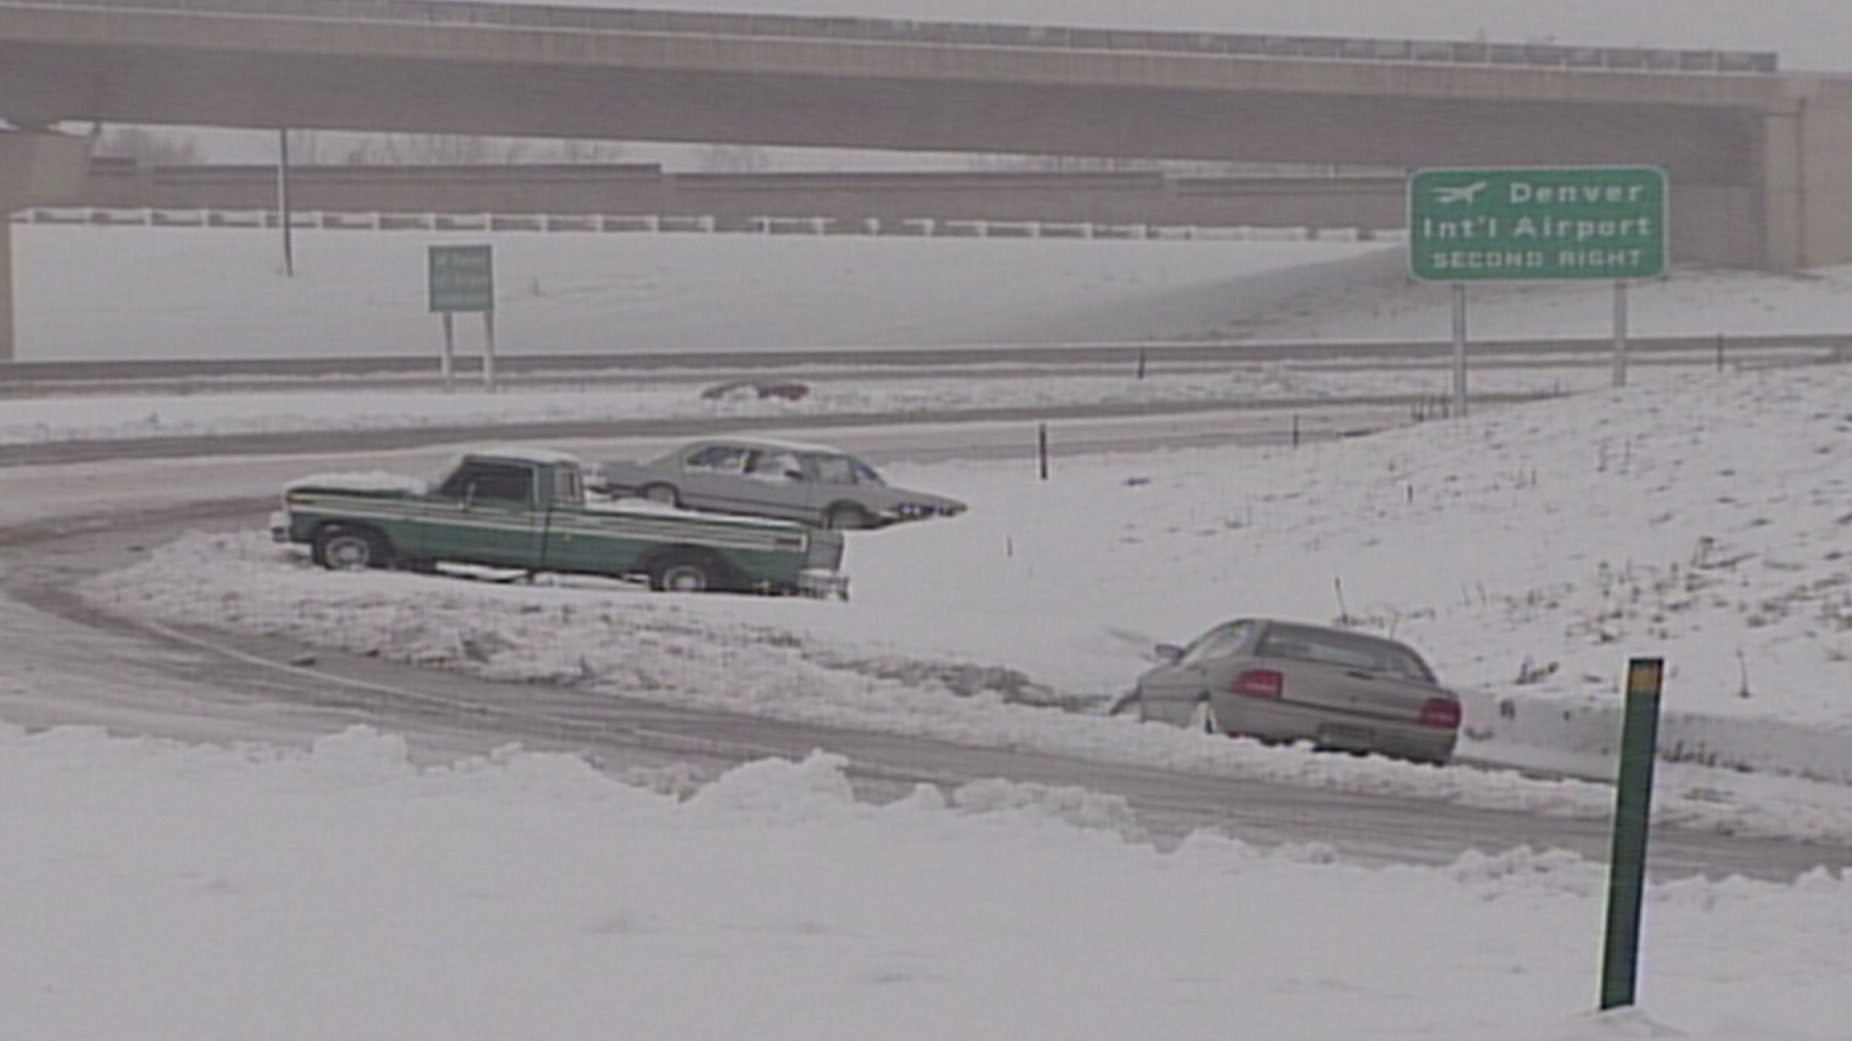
[1130, 618, 1461, 765]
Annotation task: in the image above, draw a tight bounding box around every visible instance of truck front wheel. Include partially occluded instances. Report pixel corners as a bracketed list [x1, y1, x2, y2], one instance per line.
[314, 526, 390, 571]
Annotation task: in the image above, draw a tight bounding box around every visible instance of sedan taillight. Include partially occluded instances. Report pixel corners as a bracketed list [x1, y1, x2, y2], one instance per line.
[1418, 697, 1462, 729]
[1231, 669, 1284, 699]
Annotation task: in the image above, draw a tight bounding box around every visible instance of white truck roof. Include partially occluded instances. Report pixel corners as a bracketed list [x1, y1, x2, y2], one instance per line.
[467, 445, 584, 466]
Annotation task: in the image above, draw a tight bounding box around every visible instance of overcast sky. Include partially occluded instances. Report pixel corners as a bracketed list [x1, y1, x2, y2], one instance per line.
[500, 0, 1850, 72]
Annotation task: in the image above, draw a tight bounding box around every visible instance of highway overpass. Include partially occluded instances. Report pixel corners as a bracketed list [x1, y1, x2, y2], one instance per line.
[2, 0, 1851, 359]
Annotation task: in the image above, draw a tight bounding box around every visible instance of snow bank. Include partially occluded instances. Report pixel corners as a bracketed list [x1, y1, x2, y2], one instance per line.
[66, 363, 1852, 835]
[79, 528, 1852, 846]
[3, 723, 1848, 1041]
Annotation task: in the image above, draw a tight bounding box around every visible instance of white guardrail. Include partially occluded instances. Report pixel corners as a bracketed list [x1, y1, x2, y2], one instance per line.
[7, 207, 1402, 242]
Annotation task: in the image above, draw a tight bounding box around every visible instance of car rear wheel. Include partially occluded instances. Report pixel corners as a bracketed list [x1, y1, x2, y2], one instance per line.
[314, 526, 389, 571]
[640, 484, 680, 507]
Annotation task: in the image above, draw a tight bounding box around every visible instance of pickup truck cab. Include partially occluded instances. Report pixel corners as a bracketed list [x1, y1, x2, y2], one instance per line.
[271, 447, 847, 597]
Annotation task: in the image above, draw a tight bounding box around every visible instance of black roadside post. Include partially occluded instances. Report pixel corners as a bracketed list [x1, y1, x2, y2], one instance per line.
[1600, 657, 1665, 1010]
[1037, 423, 1049, 481]
[276, 128, 294, 278]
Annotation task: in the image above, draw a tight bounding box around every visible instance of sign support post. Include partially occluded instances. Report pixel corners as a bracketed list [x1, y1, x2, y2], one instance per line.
[1451, 283, 1468, 418]
[1600, 657, 1664, 1011]
[276, 128, 294, 279]
[1612, 280, 1630, 388]
[482, 311, 497, 393]
[440, 312, 455, 391]
[427, 244, 494, 391]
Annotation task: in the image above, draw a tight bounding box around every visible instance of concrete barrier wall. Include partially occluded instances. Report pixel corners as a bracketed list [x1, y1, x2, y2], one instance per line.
[1459, 686, 1852, 785]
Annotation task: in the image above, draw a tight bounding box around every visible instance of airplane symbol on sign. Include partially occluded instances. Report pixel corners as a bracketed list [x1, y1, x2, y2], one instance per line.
[1432, 181, 1488, 205]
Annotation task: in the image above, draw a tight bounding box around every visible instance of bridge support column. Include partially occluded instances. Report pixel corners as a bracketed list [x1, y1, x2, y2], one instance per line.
[1759, 80, 1852, 270]
[0, 130, 92, 362]
[0, 218, 12, 365]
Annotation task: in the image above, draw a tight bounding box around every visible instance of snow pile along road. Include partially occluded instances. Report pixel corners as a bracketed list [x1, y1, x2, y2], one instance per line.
[3, 723, 1848, 1041]
[78, 528, 1852, 846]
[80, 367, 1852, 841]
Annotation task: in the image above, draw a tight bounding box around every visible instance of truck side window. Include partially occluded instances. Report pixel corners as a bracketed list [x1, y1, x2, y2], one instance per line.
[439, 462, 533, 505]
[553, 465, 582, 504]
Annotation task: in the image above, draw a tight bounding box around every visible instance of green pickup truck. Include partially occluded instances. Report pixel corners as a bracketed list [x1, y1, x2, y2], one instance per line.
[270, 447, 847, 597]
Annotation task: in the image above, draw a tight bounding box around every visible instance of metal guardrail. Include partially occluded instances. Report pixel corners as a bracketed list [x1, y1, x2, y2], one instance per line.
[0, 0, 1780, 73]
[2, 335, 1845, 383]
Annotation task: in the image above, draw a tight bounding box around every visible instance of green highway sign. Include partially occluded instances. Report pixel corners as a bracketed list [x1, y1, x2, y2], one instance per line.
[1408, 167, 1667, 282]
[428, 244, 494, 313]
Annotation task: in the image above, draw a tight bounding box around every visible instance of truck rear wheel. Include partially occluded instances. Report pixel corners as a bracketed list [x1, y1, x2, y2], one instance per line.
[650, 553, 714, 593]
[314, 525, 390, 571]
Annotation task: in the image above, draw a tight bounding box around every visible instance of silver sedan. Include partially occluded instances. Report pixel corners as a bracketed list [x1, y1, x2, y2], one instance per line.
[1130, 618, 1460, 765]
[593, 437, 967, 530]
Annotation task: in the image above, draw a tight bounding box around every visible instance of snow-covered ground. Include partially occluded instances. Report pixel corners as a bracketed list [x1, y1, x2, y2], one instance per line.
[76, 365, 1852, 841]
[12, 225, 1852, 1039]
[12, 226, 1385, 361]
[8, 725, 1848, 1041]
[7, 224, 1847, 448]
[1229, 263, 1852, 342]
[15, 227, 1849, 369]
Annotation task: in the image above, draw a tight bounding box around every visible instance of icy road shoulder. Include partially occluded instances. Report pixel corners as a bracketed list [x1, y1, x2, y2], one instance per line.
[78, 529, 1852, 847]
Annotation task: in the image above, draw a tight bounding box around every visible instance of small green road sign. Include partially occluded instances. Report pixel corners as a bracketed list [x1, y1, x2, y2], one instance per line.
[1409, 167, 1667, 282]
[428, 244, 494, 313]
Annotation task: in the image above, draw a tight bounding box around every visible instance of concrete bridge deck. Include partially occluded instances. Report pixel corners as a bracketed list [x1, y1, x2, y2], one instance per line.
[2, 0, 1850, 362]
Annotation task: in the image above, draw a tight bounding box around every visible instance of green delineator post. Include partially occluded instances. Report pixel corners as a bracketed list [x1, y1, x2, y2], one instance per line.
[1600, 657, 1665, 1010]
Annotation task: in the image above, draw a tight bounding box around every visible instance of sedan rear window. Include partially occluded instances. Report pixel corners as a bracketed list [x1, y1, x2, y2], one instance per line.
[1257, 624, 1435, 681]
[812, 455, 852, 484]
